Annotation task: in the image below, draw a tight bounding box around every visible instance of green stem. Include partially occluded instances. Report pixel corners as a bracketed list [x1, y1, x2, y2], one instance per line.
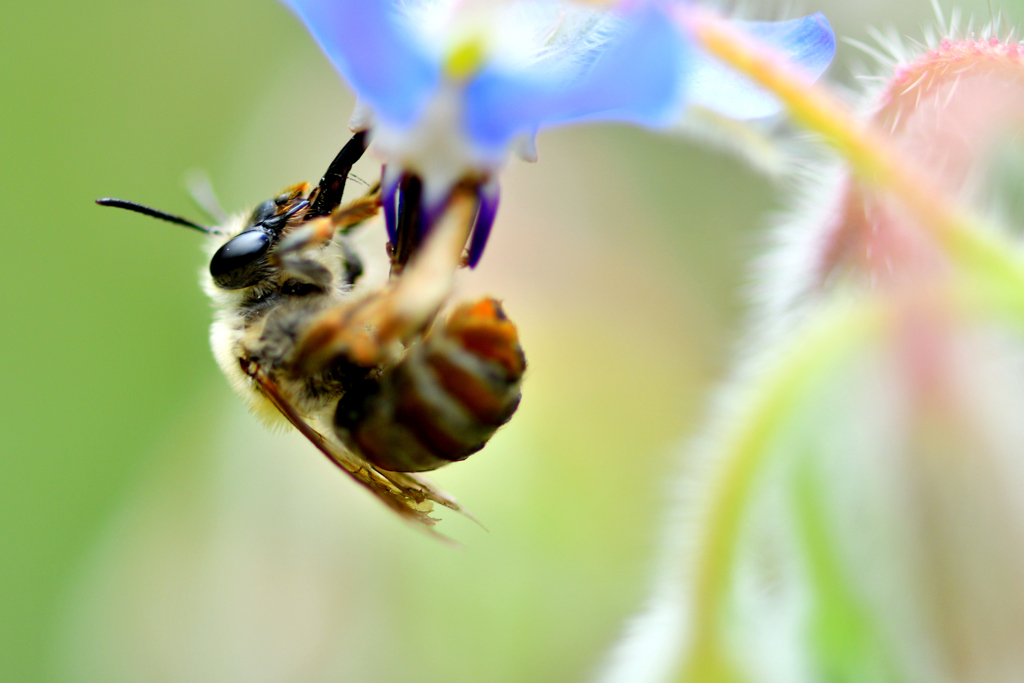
[677, 300, 889, 683]
[669, 12, 1024, 680]
[793, 459, 905, 683]
[675, 274, 1024, 682]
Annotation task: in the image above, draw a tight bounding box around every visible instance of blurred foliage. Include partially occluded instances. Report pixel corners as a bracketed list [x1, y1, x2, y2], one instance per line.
[1, 0, 1018, 681]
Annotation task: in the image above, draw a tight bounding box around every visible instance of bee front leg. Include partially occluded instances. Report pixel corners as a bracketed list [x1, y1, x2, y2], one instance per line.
[291, 188, 478, 371]
[275, 188, 383, 257]
[268, 189, 383, 294]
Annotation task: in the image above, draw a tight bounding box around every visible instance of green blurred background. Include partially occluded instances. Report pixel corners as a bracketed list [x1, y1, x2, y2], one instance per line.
[2, 0, 1017, 680]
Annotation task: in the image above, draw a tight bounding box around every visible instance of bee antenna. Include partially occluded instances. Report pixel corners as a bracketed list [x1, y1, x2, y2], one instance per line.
[95, 198, 214, 234]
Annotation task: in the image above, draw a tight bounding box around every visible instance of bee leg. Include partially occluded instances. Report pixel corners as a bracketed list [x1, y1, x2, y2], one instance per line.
[292, 188, 479, 371]
[275, 190, 383, 257]
[239, 356, 463, 537]
[333, 184, 382, 234]
[361, 187, 477, 345]
[273, 190, 381, 288]
[274, 216, 336, 256]
[382, 470, 485, 529]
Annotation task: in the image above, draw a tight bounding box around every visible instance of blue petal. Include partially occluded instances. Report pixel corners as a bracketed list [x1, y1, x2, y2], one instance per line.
[463, 4, 688, 155]
[685, 12, 836, 119]
[280, 0, 439, 127]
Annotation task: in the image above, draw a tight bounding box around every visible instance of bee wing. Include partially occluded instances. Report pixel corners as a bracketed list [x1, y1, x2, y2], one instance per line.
[245, 361, 465, 540]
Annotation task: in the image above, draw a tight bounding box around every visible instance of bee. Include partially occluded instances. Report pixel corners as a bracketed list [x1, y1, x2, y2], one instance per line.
[98, 133, 525, 531]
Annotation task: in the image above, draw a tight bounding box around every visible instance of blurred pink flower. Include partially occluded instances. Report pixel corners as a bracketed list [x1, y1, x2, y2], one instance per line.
[604, 18, 1024, 683]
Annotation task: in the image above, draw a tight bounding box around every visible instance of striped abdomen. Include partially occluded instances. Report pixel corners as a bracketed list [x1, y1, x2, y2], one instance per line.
[333, 298, 525, 472]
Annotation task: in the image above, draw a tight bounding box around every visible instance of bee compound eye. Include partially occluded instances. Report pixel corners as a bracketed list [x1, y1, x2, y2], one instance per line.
[210, 230, 272, 289]
[249, 200, 276, 226]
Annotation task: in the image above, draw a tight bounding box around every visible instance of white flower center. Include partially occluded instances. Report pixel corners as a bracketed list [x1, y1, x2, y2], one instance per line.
[399, 0, 617, 79]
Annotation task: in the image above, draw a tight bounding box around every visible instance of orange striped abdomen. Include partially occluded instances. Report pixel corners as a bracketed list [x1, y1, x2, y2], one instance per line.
[333, 298, 525, 472]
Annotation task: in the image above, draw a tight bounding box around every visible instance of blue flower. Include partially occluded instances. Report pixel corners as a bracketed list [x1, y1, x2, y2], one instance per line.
[280, 0, 835, 266]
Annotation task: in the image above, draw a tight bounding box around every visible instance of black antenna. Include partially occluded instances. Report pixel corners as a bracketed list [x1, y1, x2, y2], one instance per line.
[95, 198, 213, 234]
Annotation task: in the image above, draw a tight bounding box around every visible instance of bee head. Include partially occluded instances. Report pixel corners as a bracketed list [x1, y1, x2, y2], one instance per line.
[97, 132, 370, 292]
[208, 192, 309, 290]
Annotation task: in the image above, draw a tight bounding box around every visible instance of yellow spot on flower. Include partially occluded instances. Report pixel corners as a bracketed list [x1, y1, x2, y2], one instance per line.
[445, 37, 487, 81]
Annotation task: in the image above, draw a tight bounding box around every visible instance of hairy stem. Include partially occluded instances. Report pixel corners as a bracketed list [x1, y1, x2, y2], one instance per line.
[677, 300, 889, 683]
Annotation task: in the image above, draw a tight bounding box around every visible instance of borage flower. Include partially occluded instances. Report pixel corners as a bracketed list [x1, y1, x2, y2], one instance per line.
[281, 0, 836, 266]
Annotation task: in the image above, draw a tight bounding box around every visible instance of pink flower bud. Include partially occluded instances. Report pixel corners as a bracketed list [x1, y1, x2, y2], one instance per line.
[814, 35, 1024, 293]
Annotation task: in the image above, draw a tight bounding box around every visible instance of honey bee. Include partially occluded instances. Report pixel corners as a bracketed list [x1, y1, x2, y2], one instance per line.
[98, 133, 525, 532]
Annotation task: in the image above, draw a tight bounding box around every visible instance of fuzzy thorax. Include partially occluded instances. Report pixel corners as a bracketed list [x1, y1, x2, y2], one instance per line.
[201, 211, 360, 429]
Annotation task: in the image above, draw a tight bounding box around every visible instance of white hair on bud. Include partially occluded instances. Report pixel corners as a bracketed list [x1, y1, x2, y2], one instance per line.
[598, 6, 1024, 683]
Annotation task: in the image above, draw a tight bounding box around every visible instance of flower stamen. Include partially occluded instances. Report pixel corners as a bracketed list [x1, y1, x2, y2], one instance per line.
[444, 36, 488, 81]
